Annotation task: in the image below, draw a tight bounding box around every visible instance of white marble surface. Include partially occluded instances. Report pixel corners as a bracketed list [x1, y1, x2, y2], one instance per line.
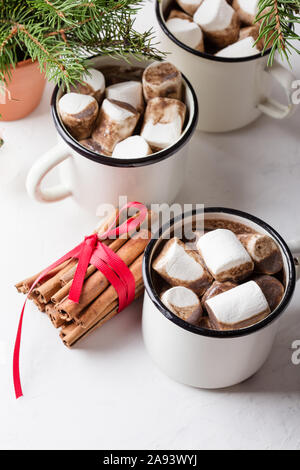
[1, 3, 300, 450]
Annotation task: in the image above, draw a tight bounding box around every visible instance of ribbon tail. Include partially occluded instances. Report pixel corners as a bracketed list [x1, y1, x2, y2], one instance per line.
[13, 302, 26, 399]
[13, 243, 83, 399]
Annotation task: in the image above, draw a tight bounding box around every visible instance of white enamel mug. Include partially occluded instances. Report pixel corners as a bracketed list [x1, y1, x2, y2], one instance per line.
[155, 0, 298, 132]
[142, 207, 300, 389]
[26, 55, 198, 214]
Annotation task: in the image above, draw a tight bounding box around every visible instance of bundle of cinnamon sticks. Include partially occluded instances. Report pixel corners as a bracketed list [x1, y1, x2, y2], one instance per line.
[15, 208, 153, 348]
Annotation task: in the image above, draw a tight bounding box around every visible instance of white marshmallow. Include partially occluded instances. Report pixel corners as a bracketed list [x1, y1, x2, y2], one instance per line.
[142, 116, 182, 150]
[155, 239, 205, 282]
[142, 62, 182, 102]
[206, 280, 270, 329]
[176, 0, 204, 16]
[153, 237, 212, 294]
[92, 99, 140, 153]
[141, 97, 186, 150]
[166, 18, 204, 50]
[112, 136, 152, 159]
[239, 25, 264, 50]
[233, 0, 259, 24]
[194, 0, 234, 32]
[81, 68, 105, 95]
[106, 81, 144, 112]
[70, 68, 105, 102]
[59, 93, 98, 140]
[202, 280, 237, 306]
[238, 0, 258, 16]
[102, 98, 135, 121]
[59, 92, 96, 116]
[197, 229, 254, 281]
[79, 138, 110, 156]
[161, 286, 203, 325]
[237, 233, 283, 274]
[216, 36, 260, 57]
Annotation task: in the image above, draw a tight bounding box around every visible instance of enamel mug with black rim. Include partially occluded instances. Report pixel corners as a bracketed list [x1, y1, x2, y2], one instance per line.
[155, 0, 298, 132]
[142, 208, 300, 389]
[26, 56, 198, 214]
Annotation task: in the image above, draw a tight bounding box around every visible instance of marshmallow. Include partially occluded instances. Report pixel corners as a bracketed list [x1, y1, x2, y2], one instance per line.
[142, 62, 182, 102]
[252, 274, 284, 312]
[106, 81, 144, 113]
[79, 138, 111, 156]
[176, 0, 204, 16]
[58, 93, 98, 140]
[197, 229, 254, 282]
[202, 280, 237, 307]
[205, 280, 271, 330]
[70, 68, 105, 103]
[153, 237, 213, 295]
[239, 25, 264, 50]
[233, 0, 258, 25]
[216, 36, 260, 57]
[166, 17, 204, 52]
[194, 0, 240, 48]
[168, 9, 196, 21]
[198, 316, 213, 329]
[92, 99, 140, 153]
[161, 286, 203, 324]
[237, 233, 283, 274]
[112, 136, 152, 159]
[141, 97, 186, 151]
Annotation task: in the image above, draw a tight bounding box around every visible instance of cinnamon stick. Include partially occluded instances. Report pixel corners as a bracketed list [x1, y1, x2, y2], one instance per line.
[60, 283, 144, 348]
[51, 265, 93, 304]
[45, 303, 66, 328]
[15, 206, 152, 348]
[28, 291, 47, 312]
[15, 259, 71, 294]
[75, 254, 144, 328]
[57, 230, 150, 322]
[33, 259, 77, 304]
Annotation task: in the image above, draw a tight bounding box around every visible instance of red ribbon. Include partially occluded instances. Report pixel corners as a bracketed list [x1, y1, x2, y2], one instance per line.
[13, 202, 147, 399]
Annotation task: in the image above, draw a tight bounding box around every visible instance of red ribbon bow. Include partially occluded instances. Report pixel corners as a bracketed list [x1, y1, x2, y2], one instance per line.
[13, 202, 147, 399]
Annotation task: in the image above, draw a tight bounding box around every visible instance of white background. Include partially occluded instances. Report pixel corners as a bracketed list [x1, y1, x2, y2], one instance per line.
[0, 2, 300, 450]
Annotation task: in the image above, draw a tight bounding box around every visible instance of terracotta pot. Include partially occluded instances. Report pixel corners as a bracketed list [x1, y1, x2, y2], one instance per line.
[0, 59, 46, 121]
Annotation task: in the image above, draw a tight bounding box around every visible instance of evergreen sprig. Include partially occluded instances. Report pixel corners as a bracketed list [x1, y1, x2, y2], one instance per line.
[0, 0, 163, 87]
[256, 0, 300, 65]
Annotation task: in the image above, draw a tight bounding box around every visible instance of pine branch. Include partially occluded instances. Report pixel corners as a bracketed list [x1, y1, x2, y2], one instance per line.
[43, 0, 66, 19]
[256, 0, 300, 65]
[274, 0, 286, 50]
[0, 0, 165, 87]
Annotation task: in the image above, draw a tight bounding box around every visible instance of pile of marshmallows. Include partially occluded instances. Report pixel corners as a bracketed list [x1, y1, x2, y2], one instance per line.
[153, 228, 284, 330]
[166, 0, 265, 58]
[58, 62, 186, 159]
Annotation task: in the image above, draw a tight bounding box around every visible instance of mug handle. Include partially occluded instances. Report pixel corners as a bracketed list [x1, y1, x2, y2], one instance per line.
[258, 60, 297, 119]
[287, 239, 300, 281]
[26, 143, 72, 203]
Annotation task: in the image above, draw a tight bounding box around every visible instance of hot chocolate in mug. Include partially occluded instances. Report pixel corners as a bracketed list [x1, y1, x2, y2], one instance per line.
[155, 0, 298, 132]
[26, 55, 198, 214]
[142, 207, 300, 389]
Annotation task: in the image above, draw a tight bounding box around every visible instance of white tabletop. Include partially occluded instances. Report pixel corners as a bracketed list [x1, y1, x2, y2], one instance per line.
[1, 3, 300, 450]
